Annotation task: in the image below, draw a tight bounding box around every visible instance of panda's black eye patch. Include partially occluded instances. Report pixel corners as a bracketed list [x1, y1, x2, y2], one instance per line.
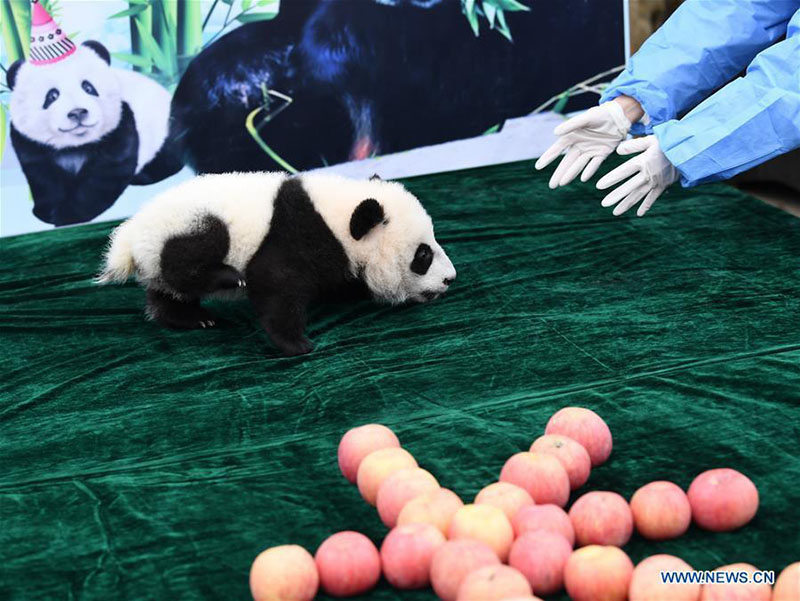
[43, 88, 59, 109]
[411, 243, 433, 275]
[82, 80, 98, 96]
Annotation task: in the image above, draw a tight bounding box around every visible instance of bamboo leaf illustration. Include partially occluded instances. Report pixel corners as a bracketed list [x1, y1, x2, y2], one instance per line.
[134, 17, 170, 73]
[236, 11, 277, 23]
[108, 4, 149, 19]
[112, 51, 153, 69]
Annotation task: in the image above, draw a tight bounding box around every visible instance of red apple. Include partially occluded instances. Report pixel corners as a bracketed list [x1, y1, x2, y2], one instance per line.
[569, 491, 633, 547]
[545, 407, 612, 466]
[314, 531, 380, 597]
[629, 554, 701, 601]
[564, 545, 633, 601]
[397, 488, 464, 535]
[687, 468, 759, 531]
[499, 452, 570, 507]
[376, 467, 440, 528]
[529, 434, 592, 489]
[250, 545, 319, 601]
[448, 503, 515, 562]
[699, 563, 771, 601]
[509, 530, 572, 596]
[338, 424, 400, 483]
[773, 562, 800, 601]
[380, 523, 445, 589]
[474, 481, 534, 521]
[512, 503, 575, 547]
[630, 480, 691, 540]
[430, 539, 500, 601]
[456, 565, 533, 600]
[356, 447, 417, 506]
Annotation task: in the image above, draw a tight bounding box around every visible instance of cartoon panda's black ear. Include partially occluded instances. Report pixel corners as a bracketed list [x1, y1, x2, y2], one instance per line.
[370, 173, 382, 181]
[350, 198, 385, 240]
[82, 41, 111, 65]
[7, 59, 23, 90]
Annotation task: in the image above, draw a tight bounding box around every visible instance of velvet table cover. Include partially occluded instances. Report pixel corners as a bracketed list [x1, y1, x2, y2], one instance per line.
[1, 160, 799, 600]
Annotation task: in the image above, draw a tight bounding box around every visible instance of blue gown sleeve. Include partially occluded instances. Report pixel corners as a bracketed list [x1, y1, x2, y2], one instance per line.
[600, 0, 799, 134]
[653, 10, 800, 187]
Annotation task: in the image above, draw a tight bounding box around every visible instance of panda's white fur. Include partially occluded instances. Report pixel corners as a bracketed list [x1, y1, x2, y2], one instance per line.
[10, 46, 170, 172]
[100, 172, 456, 305]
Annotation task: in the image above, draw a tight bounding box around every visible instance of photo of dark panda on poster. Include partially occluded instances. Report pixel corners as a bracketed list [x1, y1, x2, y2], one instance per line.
[6, 1, 182, 226]
[97, 172, 456, 356]
[171, 0, 623, 173]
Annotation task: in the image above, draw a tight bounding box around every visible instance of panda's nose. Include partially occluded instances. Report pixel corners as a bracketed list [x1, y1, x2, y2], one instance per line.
[68, 108, 88, 123]
[443, 276, 455, 286]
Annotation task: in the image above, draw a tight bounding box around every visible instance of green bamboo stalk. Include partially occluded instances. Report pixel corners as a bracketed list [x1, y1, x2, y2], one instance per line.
[129, 1, 153, 73]
[11, 0, 31, 57]
[152, 0, 177, 79]
[176, 0, 201, 74]
[1, 0, 25, 63]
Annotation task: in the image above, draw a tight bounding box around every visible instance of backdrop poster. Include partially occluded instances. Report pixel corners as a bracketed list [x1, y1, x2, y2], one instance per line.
[0, 0, 626, 236]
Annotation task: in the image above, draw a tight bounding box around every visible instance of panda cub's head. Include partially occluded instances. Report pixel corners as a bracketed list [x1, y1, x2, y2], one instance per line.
[313, 175, 457, 305]
[7, 41, 121, 149]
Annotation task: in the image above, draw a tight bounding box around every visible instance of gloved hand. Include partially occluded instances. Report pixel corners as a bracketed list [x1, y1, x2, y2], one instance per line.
[535, 100, 633, 189]
[596, 135, 679, 217]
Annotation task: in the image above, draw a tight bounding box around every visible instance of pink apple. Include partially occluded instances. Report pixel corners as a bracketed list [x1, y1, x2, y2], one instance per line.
[499, 452, 570, 507]
[250, 545, 319, 601]
[509, 530, 572, 596]
[356, 447, 417, 506]
[377, 468, 440, 527]
[431, 538, 500, 601]
[687, 468, 759, 531]
[529, 434, 592, 490]
[338, 424, 400, 483]
[474, 481, 534, 521]
[545, 407, 612, 466]
[773, 562, 800, 601]
[699, 563, 771, 601]
[397, 488, 464, 535]
[569, 491, 633, 547]
[456, 565, 533, 601]
[630, 481, 691, 540]
[430, 539, 501, 601]
[512, 503, 575, 546]
[564, 545, 634, 601]
[380, 523, 445, 589]
[314, 531, 380, 597]
[629, 554, 701, 601]
[448, 503, 515, 562]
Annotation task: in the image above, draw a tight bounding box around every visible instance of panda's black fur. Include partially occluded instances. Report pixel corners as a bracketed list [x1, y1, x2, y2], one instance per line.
[6, 42, 183, 226]
[171, 0, 623, 174]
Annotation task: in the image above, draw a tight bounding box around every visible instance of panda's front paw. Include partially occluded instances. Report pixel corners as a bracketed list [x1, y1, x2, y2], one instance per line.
[274, 335, 314, 357]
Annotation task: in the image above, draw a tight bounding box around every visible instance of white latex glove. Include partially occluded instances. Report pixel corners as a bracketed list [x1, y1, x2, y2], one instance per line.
[596, 135, 679, 217]
[535, 101, 632, 189]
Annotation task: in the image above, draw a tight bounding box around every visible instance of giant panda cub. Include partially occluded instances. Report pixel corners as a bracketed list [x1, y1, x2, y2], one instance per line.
[98, 173, 457, 356]
[7, 41, 182, 226]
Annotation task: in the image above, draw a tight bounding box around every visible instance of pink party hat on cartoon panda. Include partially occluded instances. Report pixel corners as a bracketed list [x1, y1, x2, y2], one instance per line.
[28, 0, 76, 65]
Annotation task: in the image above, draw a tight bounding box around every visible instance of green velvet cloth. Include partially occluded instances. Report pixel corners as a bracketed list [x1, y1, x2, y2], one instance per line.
[1, 160, 799, 601]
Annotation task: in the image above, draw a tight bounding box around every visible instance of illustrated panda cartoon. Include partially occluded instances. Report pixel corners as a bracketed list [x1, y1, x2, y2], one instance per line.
[98, 173, 457, 356]
[7, 41, 182, 226]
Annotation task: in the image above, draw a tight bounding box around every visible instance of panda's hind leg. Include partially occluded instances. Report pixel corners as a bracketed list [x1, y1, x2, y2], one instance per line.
[146, 288, 217, 329]
[160, 213, 247, 296]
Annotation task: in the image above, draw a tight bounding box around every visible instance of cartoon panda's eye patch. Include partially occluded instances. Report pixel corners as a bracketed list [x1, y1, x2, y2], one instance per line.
[82, 80, 98, 96]
[411, 243, 433, 275]
[43, 88, 60, 109]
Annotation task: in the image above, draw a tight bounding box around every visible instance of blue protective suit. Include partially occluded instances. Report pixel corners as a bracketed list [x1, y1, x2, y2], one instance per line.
[601, 0, 800, 187]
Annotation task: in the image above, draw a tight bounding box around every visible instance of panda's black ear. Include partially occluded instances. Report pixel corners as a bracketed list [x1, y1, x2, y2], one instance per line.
[370, 173, 382, 181]
[350, 198, 385, 240]
[7, 59, 23, 90]
[82, 41, 111, 65]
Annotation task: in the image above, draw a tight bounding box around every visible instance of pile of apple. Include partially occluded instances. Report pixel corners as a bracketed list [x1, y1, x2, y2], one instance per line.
[249, 407, 799, 601]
